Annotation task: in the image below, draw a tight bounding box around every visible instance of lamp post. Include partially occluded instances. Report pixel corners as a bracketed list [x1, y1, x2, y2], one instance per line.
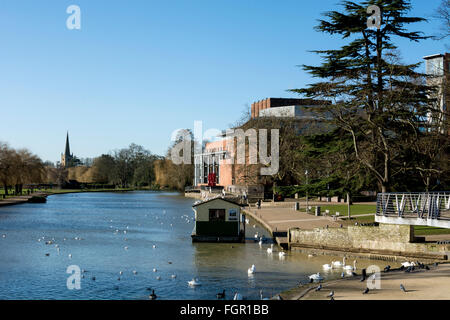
[305, 170, 309, 214]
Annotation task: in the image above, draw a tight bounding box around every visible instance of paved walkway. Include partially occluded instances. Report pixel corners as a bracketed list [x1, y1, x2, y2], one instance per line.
[245, 204, 343, 234]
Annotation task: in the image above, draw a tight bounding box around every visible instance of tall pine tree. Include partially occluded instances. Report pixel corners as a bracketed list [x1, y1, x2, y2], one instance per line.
[292, 0, 436, 192]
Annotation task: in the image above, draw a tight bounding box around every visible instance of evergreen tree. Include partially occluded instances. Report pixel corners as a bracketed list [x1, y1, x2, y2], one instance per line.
[291, 0, 437, 192]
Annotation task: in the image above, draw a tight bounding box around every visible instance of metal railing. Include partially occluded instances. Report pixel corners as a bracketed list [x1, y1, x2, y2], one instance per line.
[376, 192, 450, 221]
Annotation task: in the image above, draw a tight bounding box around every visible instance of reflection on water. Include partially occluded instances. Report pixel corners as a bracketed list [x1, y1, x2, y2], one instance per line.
[0, 191, 387, 300]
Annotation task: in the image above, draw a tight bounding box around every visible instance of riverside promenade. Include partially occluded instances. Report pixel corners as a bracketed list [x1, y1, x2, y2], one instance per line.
[283, 262, 450, 300]
[243, 201, 344, 248]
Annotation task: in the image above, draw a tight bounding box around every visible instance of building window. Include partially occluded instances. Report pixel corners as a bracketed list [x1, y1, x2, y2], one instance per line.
[209, 209, 226, 222]
[426, 57, 444, 76]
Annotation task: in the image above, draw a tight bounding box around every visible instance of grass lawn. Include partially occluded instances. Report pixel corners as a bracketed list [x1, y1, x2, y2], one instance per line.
[341, 215, 376, 226]
[413, 226, 450, 236]
[318, 204, 376, 216]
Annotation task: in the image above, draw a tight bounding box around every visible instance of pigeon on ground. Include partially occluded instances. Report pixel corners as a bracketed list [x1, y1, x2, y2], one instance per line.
[384, 265, 391, 272]
[363, 288, 369, 294]
[315, 284, 322, 291]
[328, 291, 334, 298]
[400, 284, 407, 292]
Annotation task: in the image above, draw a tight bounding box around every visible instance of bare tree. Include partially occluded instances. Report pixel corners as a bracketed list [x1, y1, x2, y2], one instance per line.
[434, 0, 450, 41]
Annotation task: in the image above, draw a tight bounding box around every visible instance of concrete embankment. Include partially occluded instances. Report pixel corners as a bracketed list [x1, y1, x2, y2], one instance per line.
[242, 203, 449, 261]
[289, 224, 449, 261]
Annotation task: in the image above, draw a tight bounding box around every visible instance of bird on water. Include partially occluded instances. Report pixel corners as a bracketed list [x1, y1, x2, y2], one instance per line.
[149, 290, 157, 300]
[216, 290, 225, 299]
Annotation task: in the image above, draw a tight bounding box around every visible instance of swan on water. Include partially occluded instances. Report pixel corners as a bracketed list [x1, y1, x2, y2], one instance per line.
[309, 272, 324, 281]
[233, 292, 243, 300]
[259, 290, 270, 300]
[344, 260, 357, 271]
[188, 278, 201, 286]
[248, 264, 256, 274]
[267, 244, 274, 254]
[322, 262, 333, 270]
[332, 257, 345, 267]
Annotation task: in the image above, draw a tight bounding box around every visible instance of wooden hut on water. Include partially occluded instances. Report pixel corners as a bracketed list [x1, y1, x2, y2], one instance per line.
[191, 197, 245, 243]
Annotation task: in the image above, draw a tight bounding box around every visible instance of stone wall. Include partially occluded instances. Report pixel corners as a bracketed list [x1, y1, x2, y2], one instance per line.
[289, 224, 449, 260]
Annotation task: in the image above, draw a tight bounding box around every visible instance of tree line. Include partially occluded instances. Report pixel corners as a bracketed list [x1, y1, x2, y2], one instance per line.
[0, 143, 45, 195]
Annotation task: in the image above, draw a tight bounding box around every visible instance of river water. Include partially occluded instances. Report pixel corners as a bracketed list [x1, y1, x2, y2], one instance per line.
[0, 191, 384, 300]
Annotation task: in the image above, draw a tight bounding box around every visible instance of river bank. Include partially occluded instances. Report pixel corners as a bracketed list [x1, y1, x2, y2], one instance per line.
[280, 262, 450, 300]
[0, 187, 170, 207]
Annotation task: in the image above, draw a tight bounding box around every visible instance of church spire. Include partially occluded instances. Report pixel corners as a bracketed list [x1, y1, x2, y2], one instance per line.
[65, 132, 71, 158]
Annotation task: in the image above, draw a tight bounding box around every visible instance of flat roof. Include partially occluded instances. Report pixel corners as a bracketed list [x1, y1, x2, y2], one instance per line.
[423, 54, 445, 60]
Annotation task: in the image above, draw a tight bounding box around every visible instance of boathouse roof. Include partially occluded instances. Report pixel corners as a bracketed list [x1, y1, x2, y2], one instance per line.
[192, 197, 244, 208]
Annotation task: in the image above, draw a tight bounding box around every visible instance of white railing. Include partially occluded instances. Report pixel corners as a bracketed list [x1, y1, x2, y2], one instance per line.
[376, 192, 450, 221]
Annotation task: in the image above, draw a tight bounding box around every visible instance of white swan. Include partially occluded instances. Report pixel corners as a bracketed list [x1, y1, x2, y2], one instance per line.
[233, 292, 243, 300]
[332, 257, 345, 267]
[309, 272, 324, 281]
[344, 260, 357, 271]
[322, 262, 333, 270]
[267, 244, 274, 254]
[188, 278, 201, 286]
[259, 290, 270, 300]
[248, 264, 255, 274]
[401, 261, 415, 267]
[279, 251, 286, 257]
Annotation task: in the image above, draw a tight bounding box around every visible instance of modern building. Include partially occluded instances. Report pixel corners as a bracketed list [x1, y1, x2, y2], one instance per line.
[193, 139, 232, 187]
[193, 98, 331, 199]
[60, 132, 74, 168]
[251, 98, 328, 119]
[191, 197, 245, 242]
[423, 53, 449, 129]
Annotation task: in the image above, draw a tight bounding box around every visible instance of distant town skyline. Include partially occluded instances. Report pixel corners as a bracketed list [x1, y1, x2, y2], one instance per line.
[0, 0, 447, 162]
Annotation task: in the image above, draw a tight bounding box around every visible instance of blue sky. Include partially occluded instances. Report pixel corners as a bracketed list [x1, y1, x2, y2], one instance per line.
[0, 0, 447, 162]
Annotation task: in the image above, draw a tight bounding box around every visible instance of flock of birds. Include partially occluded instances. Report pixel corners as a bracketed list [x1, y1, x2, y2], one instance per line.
[18, 210, 276, 300]
[4, 207, 437, 301]
[22, 209, 202, 300]
[308, 257, 436, 300]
